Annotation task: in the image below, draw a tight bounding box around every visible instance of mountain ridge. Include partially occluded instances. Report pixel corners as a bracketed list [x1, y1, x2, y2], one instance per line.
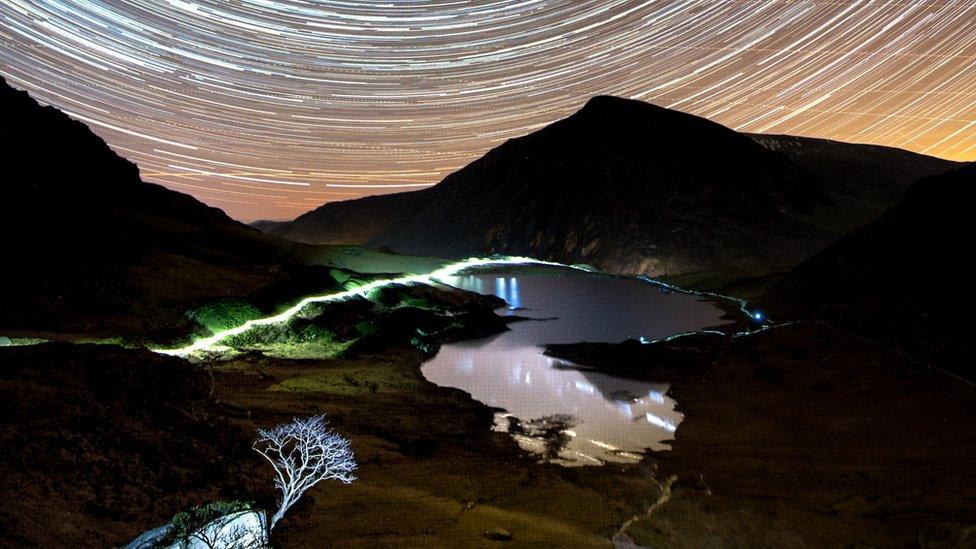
[263, 95, 959, 278]
[0, 77, 293, 335]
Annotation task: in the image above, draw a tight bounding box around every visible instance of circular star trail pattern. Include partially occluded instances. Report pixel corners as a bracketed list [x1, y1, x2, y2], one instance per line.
[2, 0, 975, 221]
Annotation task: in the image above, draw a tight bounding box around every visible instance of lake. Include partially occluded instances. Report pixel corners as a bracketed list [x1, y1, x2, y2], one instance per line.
[423, 266, 730, 466]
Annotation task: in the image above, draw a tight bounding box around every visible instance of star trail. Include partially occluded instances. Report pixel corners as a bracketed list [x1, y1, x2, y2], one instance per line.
[2, 0, 975, 221]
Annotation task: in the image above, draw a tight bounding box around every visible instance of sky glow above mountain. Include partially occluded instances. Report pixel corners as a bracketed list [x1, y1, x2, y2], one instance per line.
[2, 0, 974, 220]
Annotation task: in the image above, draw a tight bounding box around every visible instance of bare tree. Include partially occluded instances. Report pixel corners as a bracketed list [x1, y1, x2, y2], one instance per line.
[253, 415, 357, 530]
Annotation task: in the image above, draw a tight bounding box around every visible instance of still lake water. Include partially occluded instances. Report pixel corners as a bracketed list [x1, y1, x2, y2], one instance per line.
[422, 267, 730, 466]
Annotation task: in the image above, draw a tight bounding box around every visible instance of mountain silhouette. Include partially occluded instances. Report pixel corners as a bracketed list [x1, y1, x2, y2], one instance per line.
[0, 78, 289, 335]
[262, 96, 956, 278]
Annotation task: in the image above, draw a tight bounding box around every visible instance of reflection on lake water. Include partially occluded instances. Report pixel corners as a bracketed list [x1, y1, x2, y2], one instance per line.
[422, 268, 730, 466]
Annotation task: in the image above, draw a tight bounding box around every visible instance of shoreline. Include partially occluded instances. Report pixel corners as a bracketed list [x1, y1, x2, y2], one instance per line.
[1, 275, 678, 547]
[11, 259, 969, 546]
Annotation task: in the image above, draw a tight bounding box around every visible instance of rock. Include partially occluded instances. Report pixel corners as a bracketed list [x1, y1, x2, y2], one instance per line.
[127, 510, 268, 549]
[612, 532, 649, 549]
[124, 524, 172, 549]
[483, 528, 513, 541]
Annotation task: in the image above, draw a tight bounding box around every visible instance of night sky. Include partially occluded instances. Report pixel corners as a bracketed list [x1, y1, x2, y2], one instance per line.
[2, 1, 975, 221]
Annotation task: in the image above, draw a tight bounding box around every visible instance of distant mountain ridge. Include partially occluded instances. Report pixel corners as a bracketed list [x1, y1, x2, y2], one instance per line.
[263, 96, 958, 278]
[748, 133, 958, 229]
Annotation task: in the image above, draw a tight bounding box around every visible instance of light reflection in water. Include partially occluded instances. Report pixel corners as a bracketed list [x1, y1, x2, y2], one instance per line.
[425, 269, 730, 466]
[494, 277, 521, 313]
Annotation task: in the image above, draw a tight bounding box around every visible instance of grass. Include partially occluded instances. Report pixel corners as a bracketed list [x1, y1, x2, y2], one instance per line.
[302, 245, 449, 275]
[268, 367, 421, 395]
[187, 299, 263, 334]
[222, 323, 355, 360]
[0, 337, 49, 347]
[657, 269, 787, 300]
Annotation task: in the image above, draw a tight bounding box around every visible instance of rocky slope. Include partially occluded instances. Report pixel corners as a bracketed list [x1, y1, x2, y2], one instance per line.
[264, 97, 957, 279]
[0, 344, 268, 548]
[544, 322, 976, 547]
[749, 133, 958, 231]
[0, 78, 295, 336]
[759, 162, 976, 378]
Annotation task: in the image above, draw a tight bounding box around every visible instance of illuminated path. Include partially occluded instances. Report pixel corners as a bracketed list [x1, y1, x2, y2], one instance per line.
[155, 256, 586, 357]
[156, 255, 767, 358]
[0, 256, 764, 356]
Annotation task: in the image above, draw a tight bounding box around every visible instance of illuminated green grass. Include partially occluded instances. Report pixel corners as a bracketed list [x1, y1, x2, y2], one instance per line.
[187, 299, 263, 334]
[222, 323, 354, 360]
[156, 256, 581, 358]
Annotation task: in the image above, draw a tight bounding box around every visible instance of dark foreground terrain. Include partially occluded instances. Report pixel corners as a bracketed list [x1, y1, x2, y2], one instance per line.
[544, 162, 976, 546]
[0, 331, 665, 547]
[548, 323, 976, 547]
[7, 302, 974, 547]
[0, 345, 267, 547]
[3, 74, 974, 548]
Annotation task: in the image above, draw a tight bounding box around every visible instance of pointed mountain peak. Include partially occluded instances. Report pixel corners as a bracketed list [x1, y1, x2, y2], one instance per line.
[576, 94, 670, 118]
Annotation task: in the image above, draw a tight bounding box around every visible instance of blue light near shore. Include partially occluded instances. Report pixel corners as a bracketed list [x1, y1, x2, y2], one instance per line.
[635, 275, 770, 328]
